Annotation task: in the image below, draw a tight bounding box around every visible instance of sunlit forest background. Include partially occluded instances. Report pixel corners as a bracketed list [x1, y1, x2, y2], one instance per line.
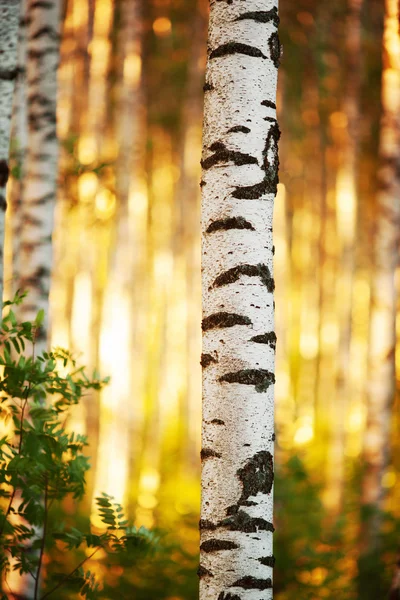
[4, 0, 400, 598]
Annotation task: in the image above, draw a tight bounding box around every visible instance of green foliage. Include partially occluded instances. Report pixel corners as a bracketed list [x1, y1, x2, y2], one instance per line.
[274, 454, 400, 599]
[0, 293, 158, 599]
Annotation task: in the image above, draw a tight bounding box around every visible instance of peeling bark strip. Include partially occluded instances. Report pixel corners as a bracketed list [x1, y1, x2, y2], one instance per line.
[0, 0, 20, 303]
[211, 264, 274, 292]
[16, 0, 61, 347]
[201, 0, 278, 597]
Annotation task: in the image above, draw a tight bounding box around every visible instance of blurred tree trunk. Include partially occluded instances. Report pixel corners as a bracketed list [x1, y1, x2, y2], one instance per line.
[363, 0, 400, 520]
[95, 0, 145, 513]
[175, 0, 207, 471]
[326, 0, 363, 512]
[9, 0, 27, 300]
[0, 0, 20, 304]
[16, 0, 61, 350]
[200, 2, 279, 598]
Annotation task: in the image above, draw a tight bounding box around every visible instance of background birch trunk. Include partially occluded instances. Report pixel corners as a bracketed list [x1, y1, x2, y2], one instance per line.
[0, 0, 20, 305]
[200, 2, 279, 598]
[362, 0, 400, 522]
[326, 0, 363, 513]
[9, 0, 27, 299]
[16, 0, 61, 349]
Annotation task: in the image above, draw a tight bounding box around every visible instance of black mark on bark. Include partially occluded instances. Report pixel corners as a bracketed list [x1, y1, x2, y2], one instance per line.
[206, 217, 255, 233]
[210, 418, 225, 425]
[30, 1, 53, 7]
[228, 125, 250, 134]
[231, 576, 272, 590]
[202, 312, 252, 331]
[232, 119, 280, 198]
[218, 594, 241, 600]
[203, 81, 214, 91]
[262, 120, 280, 195]
[238, 451, 274, 500]
[201, 448, 222, 460]
[201, 353, 217, 368]
[258, 555, 275, 567]
[235, 8, 280, 27]
[250, 332, 277, 349]
[268, 31, 281, 68]
[232, 179, 268, 199]
[31, 26, 59, 41]
[0, 195, 7, 212]
[261, 99, 276, 110]
[219, 369, 275, 393]
[0, 69, 18, 81]
[199, 519, 217, 531]
[201, 142, 258, 170]
[0, 160, 10, 187]
[212, 264, 274, 291]
[201, 539, 239, 553]
[210, 42, 267, 60]
[220, 369, 275, 393]
[197, 565, 214, 578]
[220, 509, 274, 533]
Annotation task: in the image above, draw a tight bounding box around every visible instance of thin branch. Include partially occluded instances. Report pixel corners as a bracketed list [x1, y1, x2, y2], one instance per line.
[40, 546, 102, 600]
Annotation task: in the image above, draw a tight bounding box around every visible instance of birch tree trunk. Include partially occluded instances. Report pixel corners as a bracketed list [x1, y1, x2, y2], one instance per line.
[10, 0, 28, 296]
[0, 0, 20, 304]
[200, 2, 279, 598]
[17, 0, 61, 348]
[362, 0, 400, 513]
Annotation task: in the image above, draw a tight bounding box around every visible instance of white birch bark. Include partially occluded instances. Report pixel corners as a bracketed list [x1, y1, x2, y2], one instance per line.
[200, 2, 279, 599]
[17, 0, 61, 348]
[0, 0, 20, 305]
[362, 0, 400, 510]
[10, 0, 28, 294]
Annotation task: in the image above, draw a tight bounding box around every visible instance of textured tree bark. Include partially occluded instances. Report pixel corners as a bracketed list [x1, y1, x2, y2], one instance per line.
[17, 0, 61, 348]
[363, 0, 400, 513]
[9, 0, 28, 297]
[0, 0, 20, 304]
[200, 2, 279, 598]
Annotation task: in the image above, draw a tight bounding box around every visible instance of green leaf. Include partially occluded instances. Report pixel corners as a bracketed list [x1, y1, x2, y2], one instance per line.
[35, 309, 45, 327]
